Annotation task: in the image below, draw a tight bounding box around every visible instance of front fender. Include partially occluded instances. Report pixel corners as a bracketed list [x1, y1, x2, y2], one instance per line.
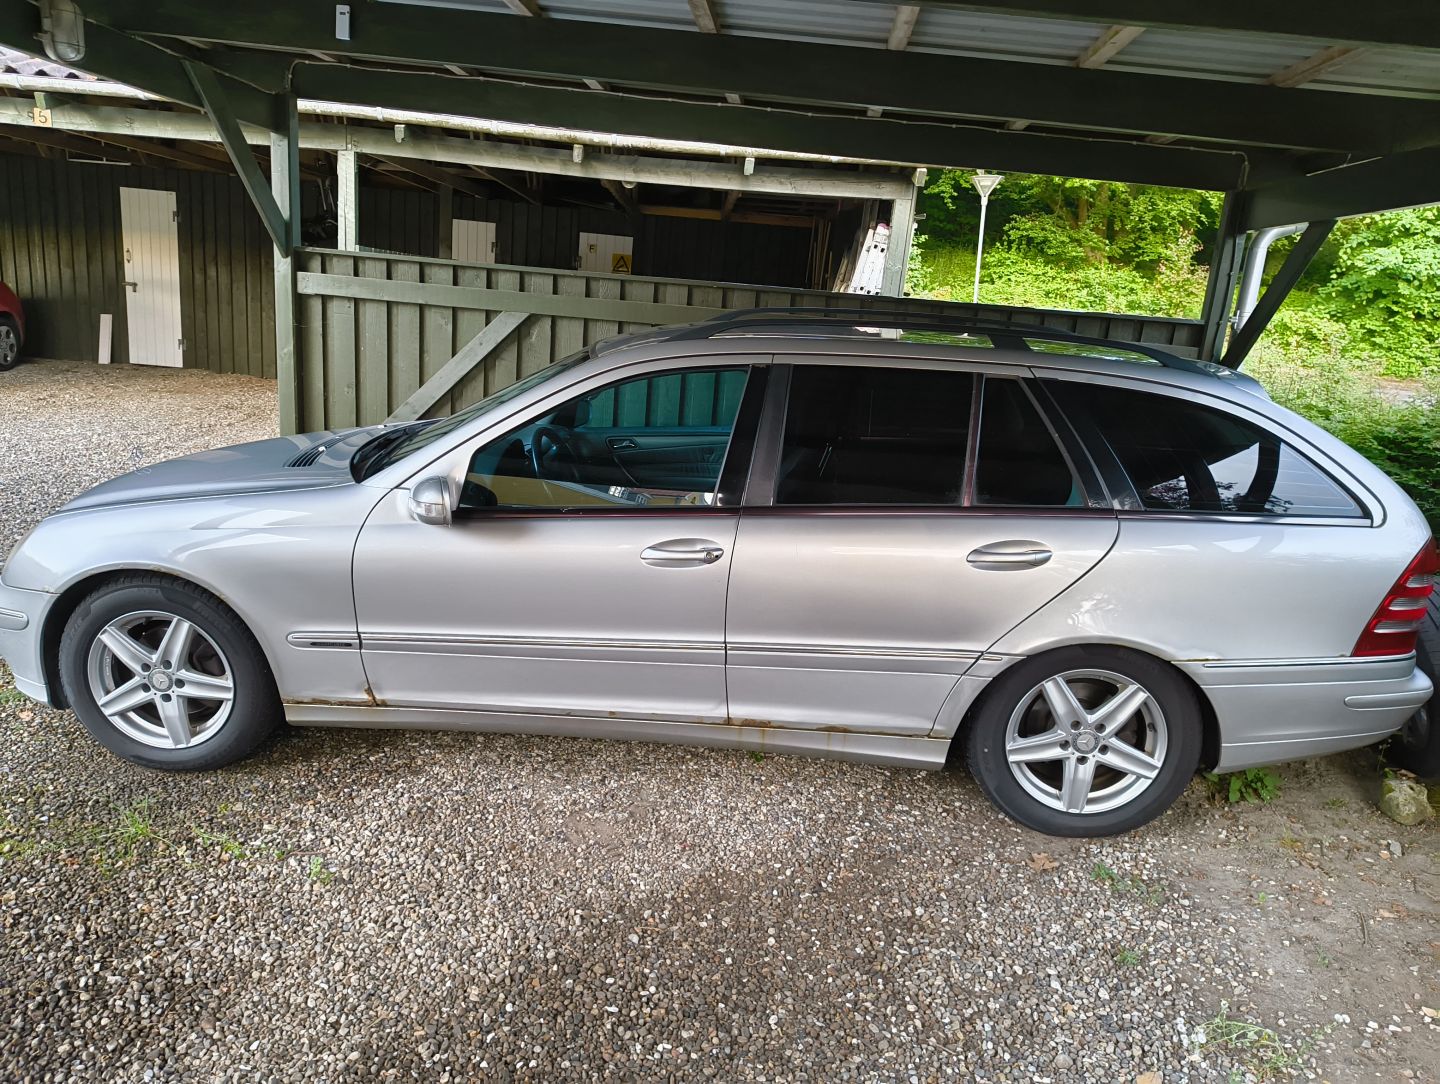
[8, 486, 381, 704]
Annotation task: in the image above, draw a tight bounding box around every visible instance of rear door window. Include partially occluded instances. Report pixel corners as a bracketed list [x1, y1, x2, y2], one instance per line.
[775, 365, 973, 505]
[1055, 382, 1363, 518]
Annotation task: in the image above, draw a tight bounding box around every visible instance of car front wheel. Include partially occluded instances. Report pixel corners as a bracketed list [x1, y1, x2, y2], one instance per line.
[966, 646, 1202, 837]
[59, 576, 281, 770]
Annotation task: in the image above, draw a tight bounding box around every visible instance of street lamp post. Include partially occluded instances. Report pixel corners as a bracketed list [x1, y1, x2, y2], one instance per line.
[970, 170, 1004, 305]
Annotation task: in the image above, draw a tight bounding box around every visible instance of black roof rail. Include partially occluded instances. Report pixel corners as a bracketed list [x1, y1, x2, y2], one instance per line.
[657, 306, 1228, 378]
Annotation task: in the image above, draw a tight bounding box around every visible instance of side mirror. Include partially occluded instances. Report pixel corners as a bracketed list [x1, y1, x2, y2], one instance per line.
[408, 476, 452, 526]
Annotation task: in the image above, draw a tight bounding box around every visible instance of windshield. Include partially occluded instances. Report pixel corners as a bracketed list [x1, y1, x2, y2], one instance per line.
[353, 349, 591, 480]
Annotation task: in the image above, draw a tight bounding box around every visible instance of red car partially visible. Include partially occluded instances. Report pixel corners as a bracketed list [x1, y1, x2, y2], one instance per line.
[0, 281, 24, 371]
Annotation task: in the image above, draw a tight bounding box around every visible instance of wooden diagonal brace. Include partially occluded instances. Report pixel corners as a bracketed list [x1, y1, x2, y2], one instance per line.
[184, 60, 293, 255]
[388, 312, 530, 423]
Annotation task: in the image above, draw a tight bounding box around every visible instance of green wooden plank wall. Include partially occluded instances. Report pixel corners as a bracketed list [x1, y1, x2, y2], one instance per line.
[293, 248, 1205, 433]
[0, 153, 276, 376]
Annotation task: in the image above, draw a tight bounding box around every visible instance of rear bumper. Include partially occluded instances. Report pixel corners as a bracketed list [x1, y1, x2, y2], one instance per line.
[0, 576, 55, 705]
[1179, 655, 1432, 771]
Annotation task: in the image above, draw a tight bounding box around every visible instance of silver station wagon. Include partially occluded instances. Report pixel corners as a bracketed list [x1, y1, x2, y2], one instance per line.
[1, 309, 1435, 836]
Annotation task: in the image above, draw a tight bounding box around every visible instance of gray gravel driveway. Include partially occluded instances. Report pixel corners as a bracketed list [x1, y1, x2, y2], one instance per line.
[1, 359, 1437, 1082]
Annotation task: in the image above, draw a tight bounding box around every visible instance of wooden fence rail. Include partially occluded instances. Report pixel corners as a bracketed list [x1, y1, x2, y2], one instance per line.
[293, 247, 1205, 433]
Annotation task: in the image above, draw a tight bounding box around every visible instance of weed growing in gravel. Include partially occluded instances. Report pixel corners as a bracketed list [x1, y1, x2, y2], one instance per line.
[306, 856, 335, 883]
[192, 827, 247, 860]
[0, 662, 25, 706]
[1197, 1003, 1315, 1081]
[1323, 797, 1348, 810]
[110, 800, 164, 862]
[1205, 767, 1282, 804]
[1091, 861, 1164, 904]
[0, 809, 36, 860]
[1113, 947, 1141, 967]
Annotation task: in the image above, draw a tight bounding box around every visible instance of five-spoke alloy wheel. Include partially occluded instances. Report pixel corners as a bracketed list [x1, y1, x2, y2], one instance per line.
[967, 646, 1201, 836]
[85, 611, 236, 750]
[60, 576, 281, 770]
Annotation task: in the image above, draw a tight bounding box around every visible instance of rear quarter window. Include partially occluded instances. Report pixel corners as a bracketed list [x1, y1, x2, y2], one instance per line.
[1052, 382, 1364, 519]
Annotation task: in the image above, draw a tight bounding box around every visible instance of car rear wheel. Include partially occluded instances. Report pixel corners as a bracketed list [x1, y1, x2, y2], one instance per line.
[0, 317, 20, 371]
[59, 576, 281, 770]
[1388, 592, 1440, 779]
[966, 646, 1202, 837]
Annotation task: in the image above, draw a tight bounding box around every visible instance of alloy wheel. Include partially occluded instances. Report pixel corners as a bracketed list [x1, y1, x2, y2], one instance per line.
[0, 325, 16, 365]
[1003, 668, 1168, 815]
[85, 610, 235, 749]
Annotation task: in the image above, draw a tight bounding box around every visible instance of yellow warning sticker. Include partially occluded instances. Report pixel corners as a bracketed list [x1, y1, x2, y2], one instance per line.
[611, 252, 632, 274]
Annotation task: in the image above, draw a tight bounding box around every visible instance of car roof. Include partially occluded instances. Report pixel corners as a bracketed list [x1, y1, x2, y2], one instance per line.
[591, 307, 1270, 401]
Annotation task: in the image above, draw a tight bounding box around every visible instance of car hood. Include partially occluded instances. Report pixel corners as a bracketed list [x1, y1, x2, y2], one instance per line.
[58, 426, 386, 512]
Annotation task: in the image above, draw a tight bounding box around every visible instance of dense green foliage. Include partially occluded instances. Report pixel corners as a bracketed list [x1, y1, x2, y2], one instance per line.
[909, 172, 1440, 532]
[910, 171, 1440, 378]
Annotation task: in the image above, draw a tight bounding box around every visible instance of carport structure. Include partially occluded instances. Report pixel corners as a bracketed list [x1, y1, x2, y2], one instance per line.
[1, 0, 1436, 433]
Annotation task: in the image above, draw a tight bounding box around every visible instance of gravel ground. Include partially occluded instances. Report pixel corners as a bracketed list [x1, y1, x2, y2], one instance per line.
[2, 359, 1438, 1082]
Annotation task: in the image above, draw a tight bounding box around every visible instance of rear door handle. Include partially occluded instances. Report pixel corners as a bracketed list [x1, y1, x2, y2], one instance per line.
[641, 537, 725, 567]
[966, 540, 1053, 570]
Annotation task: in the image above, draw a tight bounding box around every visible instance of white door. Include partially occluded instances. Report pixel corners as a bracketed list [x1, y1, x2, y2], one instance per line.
[578, 231, 633, 274]
[451, 219, 496, 264]
[119, 187, 183, 367]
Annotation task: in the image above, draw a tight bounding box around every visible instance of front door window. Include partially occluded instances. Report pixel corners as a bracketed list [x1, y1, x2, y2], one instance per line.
[460, 367, 749, 511]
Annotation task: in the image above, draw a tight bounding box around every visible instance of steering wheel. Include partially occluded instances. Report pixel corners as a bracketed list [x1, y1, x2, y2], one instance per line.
[529, 425, 582, 483]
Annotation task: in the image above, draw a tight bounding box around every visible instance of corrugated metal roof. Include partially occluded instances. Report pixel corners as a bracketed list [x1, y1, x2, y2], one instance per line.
[1318, 48, 1440, 97]
[544, 0, 699, 31]
[1107, 29, 1328, 83]
[716, 0, 894, 48]
[907, 8, 1104, 64]
[0, 45, 95, 79]
[371, 1, 1440, 99]
[391, 0, 1439, 99]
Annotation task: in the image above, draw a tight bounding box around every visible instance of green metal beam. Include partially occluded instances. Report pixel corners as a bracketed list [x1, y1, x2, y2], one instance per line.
[826, 1, 1440, 53]
[294, 65, 1255, 191]
[272, 92, 302, 435]
[1221, 220, 1335, 369]
[1199, 192, 1248, 365]
[1242, 148, 1440, 231]
[0, 0, 278, 129]
[183, 61, 291, 255]
[76, 1, 1440, 155]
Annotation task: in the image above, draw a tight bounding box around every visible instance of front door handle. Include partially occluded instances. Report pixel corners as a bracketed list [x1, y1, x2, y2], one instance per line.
[641, 537, 725, 567]
[608, 437, 639, 451]
[966, 540, 1053, 570]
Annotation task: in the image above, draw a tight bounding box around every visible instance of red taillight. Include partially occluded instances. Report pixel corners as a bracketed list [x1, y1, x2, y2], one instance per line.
[1352, 537, 1438, 657]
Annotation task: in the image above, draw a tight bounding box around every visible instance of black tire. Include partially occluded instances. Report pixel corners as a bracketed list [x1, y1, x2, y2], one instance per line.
[1387, 591, 1440, 779]
[966, 645, 1203, 837]
[0, 316, 20, 371]
[59, 575, 281, 770]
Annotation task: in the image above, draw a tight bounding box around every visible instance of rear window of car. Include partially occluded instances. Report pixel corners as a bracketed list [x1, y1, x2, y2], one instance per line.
[776, 365, 973, 505]
[1056, 382, 1364, 518]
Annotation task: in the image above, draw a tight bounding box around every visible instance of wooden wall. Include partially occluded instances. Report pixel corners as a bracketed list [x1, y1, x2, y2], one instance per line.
[0, 153, 276, 376]
[295, 248, 1207, 433]
[0, 151, 818, 373]
[372, 191, 816, 287]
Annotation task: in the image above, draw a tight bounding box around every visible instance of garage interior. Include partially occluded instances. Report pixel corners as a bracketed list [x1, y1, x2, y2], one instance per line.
[0, 0, 1436, 433]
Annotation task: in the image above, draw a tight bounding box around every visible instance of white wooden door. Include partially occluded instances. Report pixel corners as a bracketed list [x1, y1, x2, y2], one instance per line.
[577, 231, 633, 274]
[119, 187, 184, 367]
[451, 219, 496, 264]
